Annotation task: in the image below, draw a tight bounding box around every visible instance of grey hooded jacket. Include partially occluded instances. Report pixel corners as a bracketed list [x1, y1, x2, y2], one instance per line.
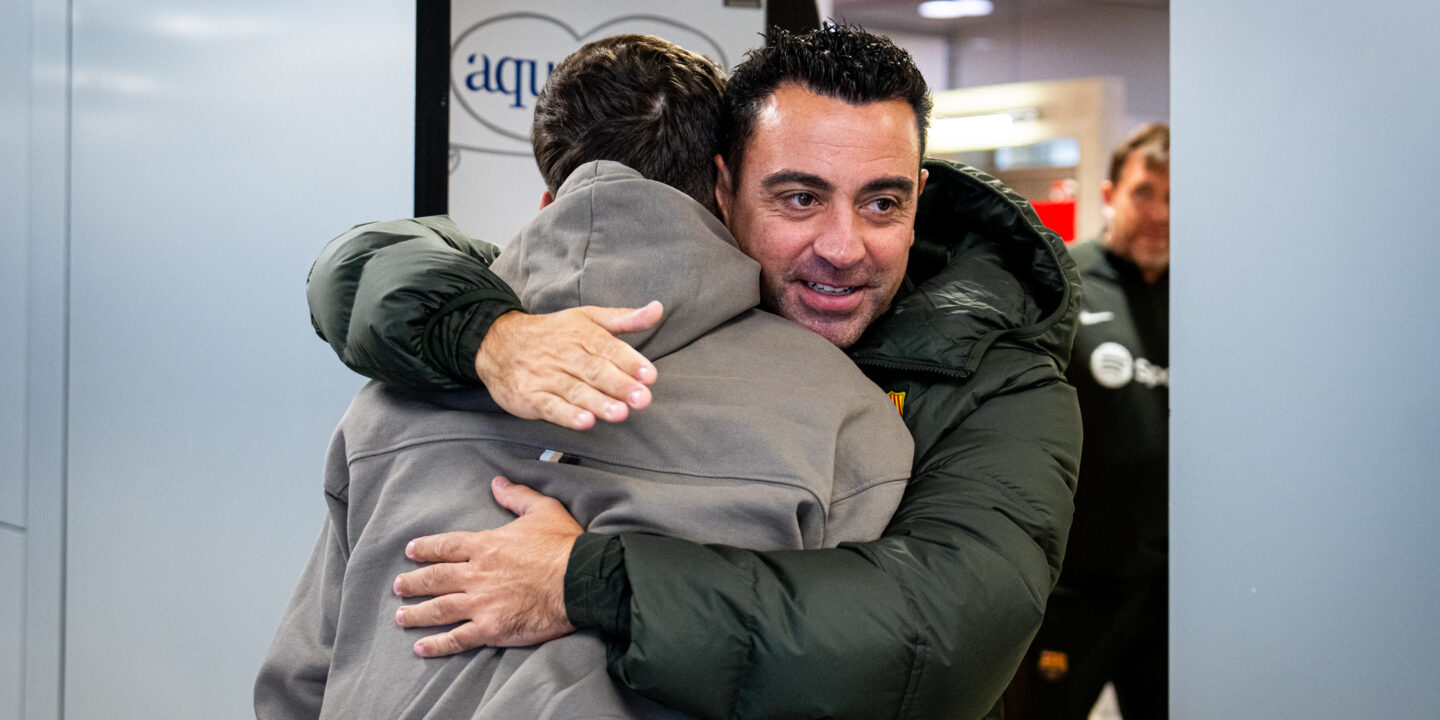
[255, 162, 914, 719]
[299, 157, 1082, 719]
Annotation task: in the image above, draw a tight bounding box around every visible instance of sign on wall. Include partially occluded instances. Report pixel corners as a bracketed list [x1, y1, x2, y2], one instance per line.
[446, 1, 766, 244]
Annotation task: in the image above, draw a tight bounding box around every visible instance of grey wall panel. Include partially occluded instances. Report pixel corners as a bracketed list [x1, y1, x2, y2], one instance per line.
[0, 0, 30, 711]
[63, 2, 411, 717]
[0, 527, 21, 720]
[1171, 1, 1440, 717]
[22, 0, 70, 717]
[0, 0, 30, 530]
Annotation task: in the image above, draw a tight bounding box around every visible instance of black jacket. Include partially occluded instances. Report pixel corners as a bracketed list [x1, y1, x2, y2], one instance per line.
[1059, 240, 1169, 589]
[304, 159, 1083, 719]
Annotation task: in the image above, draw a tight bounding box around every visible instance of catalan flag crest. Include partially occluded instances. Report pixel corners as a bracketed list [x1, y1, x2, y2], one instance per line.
[887, 390, 906, 416]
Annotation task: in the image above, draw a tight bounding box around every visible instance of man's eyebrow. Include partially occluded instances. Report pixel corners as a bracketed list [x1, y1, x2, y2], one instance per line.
[861, 176, 917, 196]
[760, 171, 835, 193]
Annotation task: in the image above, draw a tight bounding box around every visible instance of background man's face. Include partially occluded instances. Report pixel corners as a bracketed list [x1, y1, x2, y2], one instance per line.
[716, 84, 926, 348]
[1103, 149, 1170, 282]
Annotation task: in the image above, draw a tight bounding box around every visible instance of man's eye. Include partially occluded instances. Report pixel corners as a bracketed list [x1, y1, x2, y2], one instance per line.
[863, 197, 900, 214]
[786, 193, 816, 208]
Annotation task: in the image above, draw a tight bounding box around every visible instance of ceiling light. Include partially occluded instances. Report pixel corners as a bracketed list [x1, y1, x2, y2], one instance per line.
[918, 0, 994, 19]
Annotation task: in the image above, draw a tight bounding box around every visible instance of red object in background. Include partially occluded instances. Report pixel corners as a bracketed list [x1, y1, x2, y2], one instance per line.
[1031, 200, 1076, 243]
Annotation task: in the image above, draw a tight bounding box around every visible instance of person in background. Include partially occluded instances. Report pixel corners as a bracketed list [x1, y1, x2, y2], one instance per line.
[1006, 122, 1170, 719]
[302, 24, 1083, 720]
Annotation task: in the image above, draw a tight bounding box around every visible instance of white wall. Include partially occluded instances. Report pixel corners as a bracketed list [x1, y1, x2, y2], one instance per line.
[3, 0, 414, 717]
[1171, 1, 1440, 717]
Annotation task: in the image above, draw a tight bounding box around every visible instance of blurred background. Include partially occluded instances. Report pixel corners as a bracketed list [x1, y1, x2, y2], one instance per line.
[4, 1, 1438, 718]
[833, 0, 1167, 245]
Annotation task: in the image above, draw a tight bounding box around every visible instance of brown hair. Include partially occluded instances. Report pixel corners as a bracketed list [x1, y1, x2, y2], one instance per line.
[1109, 122, 1170, 184]
[531, 34, 726, 214]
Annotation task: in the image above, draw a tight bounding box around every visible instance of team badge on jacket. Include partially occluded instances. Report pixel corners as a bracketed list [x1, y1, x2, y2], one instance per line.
[887, 391, 906, 416]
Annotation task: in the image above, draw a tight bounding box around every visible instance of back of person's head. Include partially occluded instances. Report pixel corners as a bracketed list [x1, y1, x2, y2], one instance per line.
[531, 34, 726, 214]
[721, 23, 932, 188]
[1110, 122, 1170, 183]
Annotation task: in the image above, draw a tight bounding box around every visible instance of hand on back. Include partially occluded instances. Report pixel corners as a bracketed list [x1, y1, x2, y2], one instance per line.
[475, 301, 663, 429]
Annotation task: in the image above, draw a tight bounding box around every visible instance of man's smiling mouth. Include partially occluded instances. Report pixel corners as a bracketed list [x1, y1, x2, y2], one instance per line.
[805, 281, 856, 296]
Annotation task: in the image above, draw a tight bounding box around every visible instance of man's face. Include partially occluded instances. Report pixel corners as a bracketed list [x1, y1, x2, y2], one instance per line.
[715, 84, 926, 348]
[1103, 149, 1170, 282]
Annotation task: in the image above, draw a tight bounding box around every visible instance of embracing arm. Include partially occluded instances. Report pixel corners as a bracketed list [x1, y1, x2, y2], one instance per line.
[306, 216, 660, 425]
[306, 216, 519, 389]
[568, 372, 1081, 720]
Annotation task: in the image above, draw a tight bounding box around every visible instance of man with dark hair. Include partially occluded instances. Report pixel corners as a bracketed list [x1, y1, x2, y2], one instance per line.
[303, 24, 1082, 719]
[1008, 122, 1171, 719]
[719, 24, 933, 185]
[531, 34, 725, 214]
[712, 25, 933, 348]
[255, 34, 913, 719]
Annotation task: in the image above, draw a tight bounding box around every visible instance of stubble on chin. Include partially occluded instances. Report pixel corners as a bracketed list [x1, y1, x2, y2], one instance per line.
[765, 288, 875, 348]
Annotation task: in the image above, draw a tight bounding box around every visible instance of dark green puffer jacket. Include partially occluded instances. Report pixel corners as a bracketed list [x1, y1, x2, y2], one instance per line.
[305, 159, 1082, 720]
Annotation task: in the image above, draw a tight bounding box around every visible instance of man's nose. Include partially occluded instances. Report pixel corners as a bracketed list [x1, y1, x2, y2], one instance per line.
[813, 208, 866, 268]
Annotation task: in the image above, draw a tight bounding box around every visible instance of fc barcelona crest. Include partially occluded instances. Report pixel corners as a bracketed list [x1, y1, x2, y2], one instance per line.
[887, 391, 906, 416]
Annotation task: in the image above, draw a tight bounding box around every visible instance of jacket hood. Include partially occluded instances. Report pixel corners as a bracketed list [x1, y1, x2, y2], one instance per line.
[848, 158, 1082, 377]
[492, 161, 761, 360]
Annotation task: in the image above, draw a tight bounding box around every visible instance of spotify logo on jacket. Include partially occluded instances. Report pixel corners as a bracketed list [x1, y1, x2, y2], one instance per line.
[1089, 342, 1168, 390]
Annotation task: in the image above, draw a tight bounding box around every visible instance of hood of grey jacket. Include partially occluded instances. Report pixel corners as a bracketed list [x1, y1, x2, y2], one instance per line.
[492, 161, 762, 360]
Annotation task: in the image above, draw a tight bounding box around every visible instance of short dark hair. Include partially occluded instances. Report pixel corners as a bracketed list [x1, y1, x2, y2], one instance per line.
[1109, 122, 1170, 184]
[721, 23, 932, 188]
[531, 34, 726, 214]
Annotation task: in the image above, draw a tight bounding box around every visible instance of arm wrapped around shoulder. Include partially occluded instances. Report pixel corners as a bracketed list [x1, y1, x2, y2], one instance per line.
[305, 216, 521, 389]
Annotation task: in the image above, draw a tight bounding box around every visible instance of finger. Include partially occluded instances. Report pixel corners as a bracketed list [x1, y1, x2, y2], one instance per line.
[405, 531, 478, 563]
[578, 304, 661, 389]
[396, 593, 472, 629]
[524, 382, 634, 428]
[491, 476, 561, 518]
[588, 300, 663, 335]
[414, 622, 489, 658]
[393, 562, 466, 598]
[546, 375, 632, 423]
[526, 391, 597, 430]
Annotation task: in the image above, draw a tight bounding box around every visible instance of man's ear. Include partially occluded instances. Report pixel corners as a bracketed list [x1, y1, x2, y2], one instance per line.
[713, 154, 733, 224]
[1100, 179, 1114, 208]
[908, 168, 929, 248]
[539, 189, 554, 210]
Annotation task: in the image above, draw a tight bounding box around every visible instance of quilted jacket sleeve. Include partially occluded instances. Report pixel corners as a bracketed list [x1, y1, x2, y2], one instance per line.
[306, 216, 522, 389]
[566, 365, 1080, 720]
